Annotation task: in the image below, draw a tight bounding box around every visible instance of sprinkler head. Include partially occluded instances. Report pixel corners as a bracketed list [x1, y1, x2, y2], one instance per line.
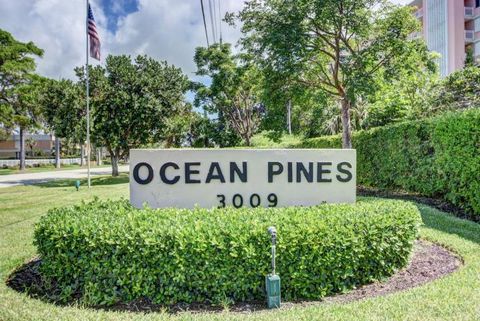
[267, 226, 277, 236]
[268, 226, 277, 245]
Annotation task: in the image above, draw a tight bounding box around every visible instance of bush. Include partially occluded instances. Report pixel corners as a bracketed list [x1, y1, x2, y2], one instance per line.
[296, 109, 480, 217]
[34, 198, 421, 306]
[250, 131, 302, 148]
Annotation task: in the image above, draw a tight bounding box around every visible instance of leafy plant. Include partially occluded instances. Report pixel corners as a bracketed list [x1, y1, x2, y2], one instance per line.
[0, 29, 44, 170]
[75, 55, 191, 176]
[236, 1, 434, 148]
[193, 43, 264, 146]
[34, 198, 420, 306]
[297, 109, 480, 217]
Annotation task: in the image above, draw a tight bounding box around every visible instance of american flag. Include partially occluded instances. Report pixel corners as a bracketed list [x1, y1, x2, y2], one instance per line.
[87, 3, 101, 61]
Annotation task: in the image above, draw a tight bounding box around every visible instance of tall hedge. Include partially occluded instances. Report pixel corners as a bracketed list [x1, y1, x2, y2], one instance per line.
[34, 199, 420, 306]
[298, 109, 480, 216]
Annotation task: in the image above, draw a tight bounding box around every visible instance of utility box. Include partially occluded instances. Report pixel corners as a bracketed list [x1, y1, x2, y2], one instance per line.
[266, 274, 281, 308]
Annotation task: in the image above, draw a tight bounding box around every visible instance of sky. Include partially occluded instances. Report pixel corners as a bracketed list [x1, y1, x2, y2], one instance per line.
[0, 0, 411, 81]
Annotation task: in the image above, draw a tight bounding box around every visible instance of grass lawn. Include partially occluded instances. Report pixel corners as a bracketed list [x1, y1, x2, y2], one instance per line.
[0, 164, 110, 176]
[0, 175, 479, 320]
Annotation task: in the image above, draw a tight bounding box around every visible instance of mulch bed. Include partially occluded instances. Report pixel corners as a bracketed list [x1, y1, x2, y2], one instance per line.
[6, 240, 461, 314]
[322, 240, 461, 304]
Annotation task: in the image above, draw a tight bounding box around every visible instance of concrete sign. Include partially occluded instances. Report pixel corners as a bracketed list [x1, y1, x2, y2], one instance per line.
[130, 149, 356, 209]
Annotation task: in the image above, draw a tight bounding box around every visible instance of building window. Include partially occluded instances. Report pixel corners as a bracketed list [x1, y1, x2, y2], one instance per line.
[426, 0, 448, 77]
[477, 0, 480, 8]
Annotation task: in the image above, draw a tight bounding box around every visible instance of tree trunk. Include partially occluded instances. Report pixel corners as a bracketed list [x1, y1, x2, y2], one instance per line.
[55, 136, 61, 169]
[19, 127, 26, 170]
[341, 98, 352, 149]
[244, 135, 251, 147]
[287, 99, 292, 135]
[110, 149, 119, 177]
[80, 144, 85, 167]
[96, 147, 102, 166]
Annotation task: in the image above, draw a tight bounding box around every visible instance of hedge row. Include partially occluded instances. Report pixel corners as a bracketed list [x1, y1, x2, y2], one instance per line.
[297, 109, 480, 217]
[34, 199, 420, 306]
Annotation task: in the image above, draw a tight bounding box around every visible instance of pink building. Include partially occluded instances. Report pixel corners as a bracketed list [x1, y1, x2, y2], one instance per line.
[409, 0, 480, 77]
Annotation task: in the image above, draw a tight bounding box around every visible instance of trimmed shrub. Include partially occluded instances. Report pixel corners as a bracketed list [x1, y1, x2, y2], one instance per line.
[34, 198, 421, 306]
[296, 109, 480, 217]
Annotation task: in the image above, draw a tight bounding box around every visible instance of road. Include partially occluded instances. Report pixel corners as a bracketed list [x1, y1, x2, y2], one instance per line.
[0, 165, 130, 188]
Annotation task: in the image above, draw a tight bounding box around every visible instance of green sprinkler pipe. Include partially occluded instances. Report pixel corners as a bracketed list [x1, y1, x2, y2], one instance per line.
[266, 226, 281, 309]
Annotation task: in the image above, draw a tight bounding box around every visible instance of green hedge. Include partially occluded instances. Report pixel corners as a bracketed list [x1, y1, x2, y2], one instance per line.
[297, 109, 480, 217]
[34, 199, 420, 306]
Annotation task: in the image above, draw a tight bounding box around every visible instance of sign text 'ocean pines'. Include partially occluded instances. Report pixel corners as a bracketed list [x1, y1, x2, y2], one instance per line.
[130, 149, 356, 209]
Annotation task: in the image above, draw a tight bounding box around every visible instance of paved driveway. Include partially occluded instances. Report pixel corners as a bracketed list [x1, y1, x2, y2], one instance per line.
[0, 165, 129, 188]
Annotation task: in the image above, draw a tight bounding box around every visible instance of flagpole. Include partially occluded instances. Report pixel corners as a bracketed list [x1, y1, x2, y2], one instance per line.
[85, 0, 91, 189]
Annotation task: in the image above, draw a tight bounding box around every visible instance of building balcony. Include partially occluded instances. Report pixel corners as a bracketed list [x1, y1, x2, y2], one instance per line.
[465, 7, 475, 20]
[465, 30, 475, 43]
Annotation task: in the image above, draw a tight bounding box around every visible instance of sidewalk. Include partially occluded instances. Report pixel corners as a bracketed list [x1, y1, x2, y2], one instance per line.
[0, 165, 129, 188]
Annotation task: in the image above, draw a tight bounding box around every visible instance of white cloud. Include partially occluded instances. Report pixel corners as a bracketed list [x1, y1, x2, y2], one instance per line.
[0, 0, 104, 80]
[106, 0, 244, 78]
[0, 0, 411, 81]
[0, 0, 243, 80]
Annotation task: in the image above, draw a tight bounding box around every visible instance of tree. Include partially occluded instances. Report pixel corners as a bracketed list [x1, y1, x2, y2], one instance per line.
[465, 46, 475, 67]
[80, 54, 191, 176]
[39, 78, 85, 168]
[194, 43, 264, 146]
[256, 63, 345, 138]
[320, 99, 369, 135]
[363, 49, 438, 128]
[431, 66, 480, 112]
[187, 112, 242, 147]
[9, 76, 45, 168]
[187, 113, 215, 147]
[238, 0, 432, 148]
[26, 136, 37, 157]
[0, 29, 44, 169]
[429, 66, 480, 115]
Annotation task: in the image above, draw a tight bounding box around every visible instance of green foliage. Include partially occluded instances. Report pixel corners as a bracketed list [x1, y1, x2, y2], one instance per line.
[194, 43, 264, 146]
[39, 79, 85, 144]
[250, 131, 302, 148]
[187, 113, 241, 148]
[256, 64, 332, 137]
[0, 29, 45, 170]
[8, 75, 46, 130]
[465, 46, 475, 67]
[75, 54, 191, 175]
[237, 0, 433, 148]
[431, 66, 480, 111]
[0, 29, 43, 130]
[0, 29, 44, 99]
[34, 198, 420, 306]
[298, 109, 480, 216]
[364, 47, 439, 128]
[299, 134, 342, 149]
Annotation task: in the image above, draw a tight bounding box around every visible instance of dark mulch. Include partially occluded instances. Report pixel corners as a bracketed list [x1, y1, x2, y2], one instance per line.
[322, 240, 461, 304]
[6, 241, 461, 314]
[358, 186, 479, 223]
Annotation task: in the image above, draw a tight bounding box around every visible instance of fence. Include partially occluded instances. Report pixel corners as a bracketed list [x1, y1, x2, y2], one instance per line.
[0, 158, 83, 168]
